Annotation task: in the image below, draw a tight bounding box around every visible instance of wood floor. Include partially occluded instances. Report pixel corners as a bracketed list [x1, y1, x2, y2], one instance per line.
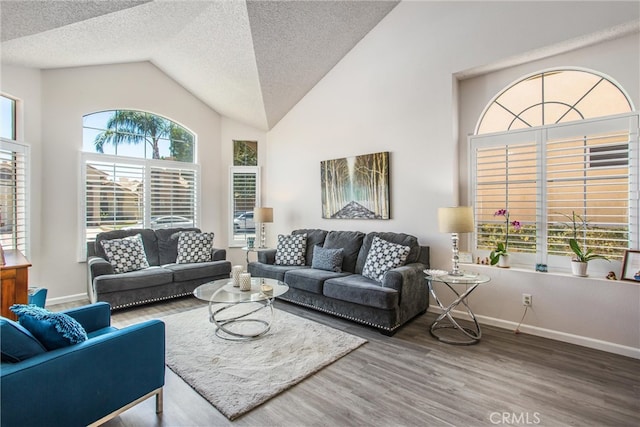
[51, 297, 639, 427]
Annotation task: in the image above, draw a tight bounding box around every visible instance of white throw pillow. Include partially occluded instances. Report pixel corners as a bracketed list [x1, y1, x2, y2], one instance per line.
[176, 232, 214, 264]
[275, 234, 307, 266]
[100, 234, 150, 274]
[362, 236, 411, 282]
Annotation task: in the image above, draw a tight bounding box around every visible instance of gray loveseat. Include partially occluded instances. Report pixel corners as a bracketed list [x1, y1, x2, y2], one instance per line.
[248, 229, 429, 335]
[87, 228, 231, 309]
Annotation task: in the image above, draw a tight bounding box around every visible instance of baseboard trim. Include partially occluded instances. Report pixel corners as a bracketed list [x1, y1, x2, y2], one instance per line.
[46, 293, 89, 306]
[428, 305, 640, 360]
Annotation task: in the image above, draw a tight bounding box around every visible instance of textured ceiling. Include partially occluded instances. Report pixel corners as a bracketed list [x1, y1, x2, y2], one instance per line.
[0, 0, 398, 130]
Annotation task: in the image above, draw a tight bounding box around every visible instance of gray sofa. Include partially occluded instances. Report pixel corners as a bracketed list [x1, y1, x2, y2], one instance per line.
[248, 229, 429, 335]
[87, 228, 231, 309]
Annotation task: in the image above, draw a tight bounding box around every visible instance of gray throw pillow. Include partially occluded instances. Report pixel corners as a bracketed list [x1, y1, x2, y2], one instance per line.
[362, 236, 410, 282]
[275, 233, 307, 266]
[100, 233, 150, 274]
[311, 245, 344, 272]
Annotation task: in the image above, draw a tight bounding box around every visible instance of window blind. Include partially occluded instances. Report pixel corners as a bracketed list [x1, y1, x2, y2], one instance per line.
[0, 140, 28, 252]
[83, 154, 199, 249]
[230, 166, 259, 245]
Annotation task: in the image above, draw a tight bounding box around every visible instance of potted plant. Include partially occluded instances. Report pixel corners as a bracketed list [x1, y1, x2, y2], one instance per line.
[562, 212, 609, 277]
[489, 209, 521, 268]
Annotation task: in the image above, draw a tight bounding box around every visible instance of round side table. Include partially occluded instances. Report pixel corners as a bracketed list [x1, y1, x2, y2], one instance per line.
[425, 271, 490, 345]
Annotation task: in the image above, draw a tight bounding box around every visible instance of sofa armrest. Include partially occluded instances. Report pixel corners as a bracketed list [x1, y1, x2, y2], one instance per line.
[88, 256, 114, 278]
[257, 248, 277, 264]
[61, 302, 111, 333]
[382, 263, 427, 298]
[0, 319, 165, 427]
[211, 247, 226, 261]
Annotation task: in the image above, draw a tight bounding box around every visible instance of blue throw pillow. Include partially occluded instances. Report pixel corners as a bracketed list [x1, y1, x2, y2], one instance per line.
[0, 317, 47, 363]
[312, 245, 344, 272]
[10, 305, 88, 351]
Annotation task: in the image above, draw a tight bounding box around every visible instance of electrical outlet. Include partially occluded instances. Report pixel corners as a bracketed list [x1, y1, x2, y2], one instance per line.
[522, 293, 532, 307]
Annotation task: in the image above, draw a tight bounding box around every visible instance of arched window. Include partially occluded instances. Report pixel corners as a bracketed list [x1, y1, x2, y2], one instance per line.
[80, 110, 199, 247]
[470, 68, 638, 274]
[477, 69, 633, 134]
[83, 110, 194, 162]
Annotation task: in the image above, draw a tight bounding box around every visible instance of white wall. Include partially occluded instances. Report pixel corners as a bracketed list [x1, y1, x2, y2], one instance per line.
[14, 61, 223, 301]
[265, 1, 640, 356]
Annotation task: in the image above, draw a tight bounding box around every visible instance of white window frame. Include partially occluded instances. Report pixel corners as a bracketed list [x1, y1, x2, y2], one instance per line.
[470, 112, 639, 276]
[0, 138, 30, 256]
[79, 152, 200, 261]
[229, 166, 260, 248]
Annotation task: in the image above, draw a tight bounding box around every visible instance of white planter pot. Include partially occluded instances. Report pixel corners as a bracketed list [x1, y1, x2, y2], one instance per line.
[498, 254, 510, 268]
[571, 260, 588, 277]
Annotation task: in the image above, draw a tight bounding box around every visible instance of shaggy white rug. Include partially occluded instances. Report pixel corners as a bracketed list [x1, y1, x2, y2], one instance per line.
[163, 305, 367, 420]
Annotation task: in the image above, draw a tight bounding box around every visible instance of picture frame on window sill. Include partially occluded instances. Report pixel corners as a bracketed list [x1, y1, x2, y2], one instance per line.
[620, 250, 640, 282]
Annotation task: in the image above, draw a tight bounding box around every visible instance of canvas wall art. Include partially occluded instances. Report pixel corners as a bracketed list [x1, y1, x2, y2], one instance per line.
[321, 151, 390, 219]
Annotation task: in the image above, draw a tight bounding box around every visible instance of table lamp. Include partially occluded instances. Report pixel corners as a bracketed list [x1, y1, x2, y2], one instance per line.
[438, 206, 474, 276]
[253, 207, 273, 248]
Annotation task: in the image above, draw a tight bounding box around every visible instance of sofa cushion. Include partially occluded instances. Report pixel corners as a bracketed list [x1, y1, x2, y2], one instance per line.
[284, 268, 350, 294]
[164, 261, 231, 282]
[176, 231, 214, 263]
[356, 232, 420, 274]
[323, 230, 365, 273]
[275, 233, 307, 266]
[311, 245, 344, 272]
[292, 229, 328, 266]
[362, 236, 411, 282]
[248, 262, 306, 281]
[0, 317, 47, 362]
[95, 228, 160, 266]
[93, 266, 174, 293]
[100, 234, 150, 274]
[10, 305, 88, 351]
[155, 227, 201, 264]
[323, 275, 399, 310]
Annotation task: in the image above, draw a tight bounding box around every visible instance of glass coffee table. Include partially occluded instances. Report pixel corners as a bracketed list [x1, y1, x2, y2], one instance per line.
[193, 277, 288, 340]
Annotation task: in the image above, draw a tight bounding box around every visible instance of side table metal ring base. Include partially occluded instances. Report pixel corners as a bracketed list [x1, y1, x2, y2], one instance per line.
[430, 323, 480, 345]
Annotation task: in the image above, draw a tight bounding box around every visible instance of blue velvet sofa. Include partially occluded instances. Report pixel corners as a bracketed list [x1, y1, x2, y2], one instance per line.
[0, 302, 165, 427]
[248, 229, 430, 335]
[87, 227, 231, 309]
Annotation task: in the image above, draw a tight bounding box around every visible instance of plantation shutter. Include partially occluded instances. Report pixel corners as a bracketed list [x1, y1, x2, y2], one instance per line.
[473, 130, 539, 255]
[546, 115, 637, 259]
[149, 166, 197, 227]
[0, 140, 28, 252]
[230, 166, 259, 245]
[84, 159, 144, 242]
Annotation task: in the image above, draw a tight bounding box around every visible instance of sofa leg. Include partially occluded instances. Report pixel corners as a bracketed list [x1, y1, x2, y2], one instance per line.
[156, 388, 163, 414]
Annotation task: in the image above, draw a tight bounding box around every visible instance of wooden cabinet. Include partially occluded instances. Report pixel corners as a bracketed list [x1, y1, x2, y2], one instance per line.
[1, 249, 31, 320]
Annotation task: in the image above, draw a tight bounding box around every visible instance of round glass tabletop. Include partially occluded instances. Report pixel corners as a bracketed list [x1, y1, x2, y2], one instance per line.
[193, 277, 288, 303]
[424, 270, 490, 285]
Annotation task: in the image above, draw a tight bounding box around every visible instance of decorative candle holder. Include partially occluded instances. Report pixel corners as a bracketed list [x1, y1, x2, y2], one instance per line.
[231, 265, 244, 287]
[239, 273, 252, 291]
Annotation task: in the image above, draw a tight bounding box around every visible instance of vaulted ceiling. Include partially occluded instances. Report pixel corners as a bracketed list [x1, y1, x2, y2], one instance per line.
[0, 0, 399, 130]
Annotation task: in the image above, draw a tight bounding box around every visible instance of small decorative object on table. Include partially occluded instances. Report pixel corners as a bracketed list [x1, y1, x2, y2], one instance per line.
[247, 237, 255, 248]
[231, 265, 244, 287]
[239, 273, 252, 291]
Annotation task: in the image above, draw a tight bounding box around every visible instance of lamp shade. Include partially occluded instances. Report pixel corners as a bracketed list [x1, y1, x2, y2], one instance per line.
[438, 206, 474, 233]
[254, 207, 273, 223]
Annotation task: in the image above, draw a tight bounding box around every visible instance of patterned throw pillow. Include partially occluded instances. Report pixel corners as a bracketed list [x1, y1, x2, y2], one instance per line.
[275, 233, 307, 266]
[311, 245, 344, 272]
[177, 232, 214, 264]
[100, 234, 150, 274]
[10, 304, 88, 351]
[362, 236, 411, 282]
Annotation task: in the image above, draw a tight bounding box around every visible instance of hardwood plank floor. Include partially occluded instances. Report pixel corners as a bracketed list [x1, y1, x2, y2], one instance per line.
[50, 298, 640, 427]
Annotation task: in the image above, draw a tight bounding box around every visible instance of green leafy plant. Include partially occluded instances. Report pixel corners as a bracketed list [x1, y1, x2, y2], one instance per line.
[489, 209, 521, 265]
[560, 211, 610, 263]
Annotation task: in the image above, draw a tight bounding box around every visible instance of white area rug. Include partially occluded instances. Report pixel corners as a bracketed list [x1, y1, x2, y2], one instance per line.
[163, 305, 367, 420]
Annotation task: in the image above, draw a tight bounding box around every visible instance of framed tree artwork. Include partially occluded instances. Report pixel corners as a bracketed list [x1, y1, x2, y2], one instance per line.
[320, 151, 390, 219]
